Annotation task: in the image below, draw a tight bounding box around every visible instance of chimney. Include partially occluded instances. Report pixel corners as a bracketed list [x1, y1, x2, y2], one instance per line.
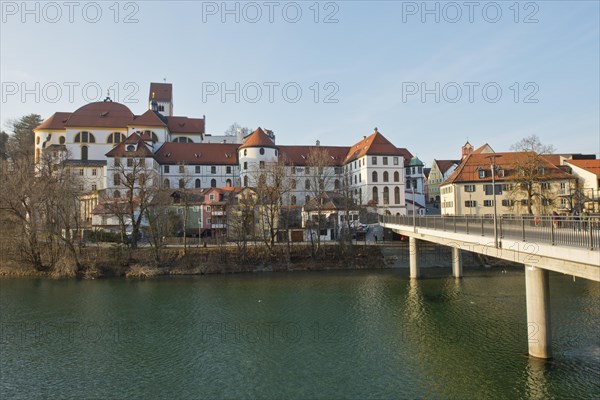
[316, 140, 320, 146]
[374, 127, 378, 133]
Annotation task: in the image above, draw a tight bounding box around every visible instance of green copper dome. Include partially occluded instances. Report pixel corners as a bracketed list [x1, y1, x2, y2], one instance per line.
[409, 156, 424, 166]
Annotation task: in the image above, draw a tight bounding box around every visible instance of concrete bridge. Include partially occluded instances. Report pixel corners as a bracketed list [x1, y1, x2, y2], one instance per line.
[381, 214, 600, 359]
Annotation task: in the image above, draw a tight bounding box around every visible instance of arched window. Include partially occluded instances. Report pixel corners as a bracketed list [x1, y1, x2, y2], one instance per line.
[107, 132, 126, 144]
[291, 179, 297, 189]
[372, 171, 378, 182]
[173, 137, 193, 143]
[259, 148, 265, 155]
[383, 187, 389, 204]
[372, 187, 378, 204]
[291, 195, 297, 205]
[59, 136, 66, 144]
[383, 171, 389, 182]
[394, 187, 400, 204]
[210, 179, 217, 188]
[226, 179, 232, 187]
[179, 179, 185, 189]
[305, 179, 311, 190]
[244, 149, 247, 156]
[406, 179, 411, 189]
[244, 175, 249, 187]
[394, 171, 400, 182]
[74, 131, 95, 143]
[334, 179, 340, 190]
[114, 190, 121, 198]
[244, 162, 248, 170]
[195, 179, 201, 188]
[163, 179, 170, 188]
[359, 188, 362, 202]
[413, 180, 418, 190]
[81, 145, 88, 161]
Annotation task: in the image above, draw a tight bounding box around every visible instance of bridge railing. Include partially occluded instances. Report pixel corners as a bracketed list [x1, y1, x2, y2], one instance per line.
[380, 214, 600, 250]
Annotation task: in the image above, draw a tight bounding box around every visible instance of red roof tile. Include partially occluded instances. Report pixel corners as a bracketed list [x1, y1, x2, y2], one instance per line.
[435, 159, 461, 174]
[154, 143, 239, 165]
[239, 127, 276, 149]
[131, 110, 167, 127]
[166, 116, 205, 134]
[105, 133, 154, 158]
[344, 130, 413, 165]
[278, 145, 350, 166]
[444, 152, 573, 184]
[64, 101, 135, 128]
[149, 83, 172, 102]
[566, 159, 600, 177]
[35, 112, 72, 130]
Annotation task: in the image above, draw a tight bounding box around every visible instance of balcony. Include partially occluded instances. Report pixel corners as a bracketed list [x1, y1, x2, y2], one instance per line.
[212, 224, 226, 229]
[211, 210, 226, 216]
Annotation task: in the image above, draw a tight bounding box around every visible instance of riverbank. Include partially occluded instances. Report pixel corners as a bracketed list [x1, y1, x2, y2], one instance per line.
[0, 241, 519, 279]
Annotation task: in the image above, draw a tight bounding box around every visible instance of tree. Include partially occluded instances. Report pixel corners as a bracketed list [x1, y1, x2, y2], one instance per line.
[249, 159, 290, 251]
[7, 114, 42, 158]
[224, 123, 250, 137]
[104, 156, 159, 248]
[228, 188, 257, 258]
[305, 146, 336, 252]
[0, 131, 8, 160]
[508, 135, 556, 215]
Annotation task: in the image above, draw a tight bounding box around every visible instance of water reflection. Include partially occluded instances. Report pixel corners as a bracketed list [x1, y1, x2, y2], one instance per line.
[525, 357, 551, 400]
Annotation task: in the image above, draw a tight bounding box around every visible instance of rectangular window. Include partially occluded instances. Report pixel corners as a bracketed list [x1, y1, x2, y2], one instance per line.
[291, 166, 296, 174]
[79, 169, 84, 176]
[465, 200, 477, 208]
[393, 157, 399, 165]
[259, 161, 265, 169]
[502, 183, 513, 191]
[211, 166, 216, 174]
[91, 184, 97, 191]
[484, 200, 494, 207]
[305, 167, 310, 174]
[382, 157, 388, 165]
[164, 165, 170, 173]
[179, 165, 184, 173]
[92, 169, 97, 176]
[478, 169, 486, 179]
[114, 174, 120, 186]
[195, 166, 201, 173]
[502, 199, 514, 207]
[140, 158, 145, 167]
[207, 204, 212, 210]
[207, 218, 211, 224]
[127, 158, 133, 167]
[226, 166, 232, 174]
[540, 182, 550, 190]
[464, 185, 475, 192]
[114, 157, 120, 166]
[372, 157, 377, 165]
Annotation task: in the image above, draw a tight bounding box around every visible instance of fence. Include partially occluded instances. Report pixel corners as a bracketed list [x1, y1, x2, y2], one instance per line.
[381, 214, 600, 250]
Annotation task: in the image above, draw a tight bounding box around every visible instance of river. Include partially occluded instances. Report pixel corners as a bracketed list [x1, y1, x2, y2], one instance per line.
[1, 268, 598, 399]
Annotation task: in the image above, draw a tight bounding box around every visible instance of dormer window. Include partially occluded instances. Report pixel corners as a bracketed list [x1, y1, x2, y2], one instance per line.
[537, 167, 545, 176]
[478, 168, 486, 179]
[126, 144, 137, 152]
[259, 148, 265, 155]
[497, 168, 505, 178]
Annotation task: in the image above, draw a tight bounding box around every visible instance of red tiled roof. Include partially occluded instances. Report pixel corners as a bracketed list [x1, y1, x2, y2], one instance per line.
[566, 159, 600, 177]
[64, 101, 135, 128]
[105, 133, 154, 158]
[444, 152, 573, 184]
[154, 143, 239, 165]
[239, 127, 276, 149]
[472, 143, 494, 154]
[344, 130, 413, 165]
[435, 159, 461, 174]
[279, 145, 350, 166]
[149, 82, 172, 102]
[166, 116, 205, 134]
[131, 110, 167, 127]
[541, 154, 561, 167]
[35, 112, 72, 130]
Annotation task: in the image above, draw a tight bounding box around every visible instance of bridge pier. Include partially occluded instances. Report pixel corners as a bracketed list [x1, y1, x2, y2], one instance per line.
[409, 237, 420, 279]
[452, 247, 462, 278]
[525, 265, 552, 359]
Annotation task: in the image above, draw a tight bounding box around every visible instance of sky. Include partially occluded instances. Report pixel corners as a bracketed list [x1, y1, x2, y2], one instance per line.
[1, 0, 599, 163]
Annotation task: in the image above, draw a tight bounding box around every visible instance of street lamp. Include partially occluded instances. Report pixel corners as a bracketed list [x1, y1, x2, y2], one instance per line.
[486, 154, 502, 248]
[412, 184, 416, 232]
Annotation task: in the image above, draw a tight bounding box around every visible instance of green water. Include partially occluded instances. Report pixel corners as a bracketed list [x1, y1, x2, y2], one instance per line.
[1, 269, 598, 399]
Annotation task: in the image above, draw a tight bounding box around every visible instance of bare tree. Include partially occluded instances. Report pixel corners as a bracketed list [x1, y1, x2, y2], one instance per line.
[105, 156, 159, 248]
[304, 147, 336, 252]
[224, 123, 250, 137]
[249, 159, 290, 251]
[508, 135, 557, 215]
[228, 188, 257, 258]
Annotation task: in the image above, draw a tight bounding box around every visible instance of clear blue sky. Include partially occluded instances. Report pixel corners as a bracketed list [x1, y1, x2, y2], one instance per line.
[1, 1, 599, 162]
